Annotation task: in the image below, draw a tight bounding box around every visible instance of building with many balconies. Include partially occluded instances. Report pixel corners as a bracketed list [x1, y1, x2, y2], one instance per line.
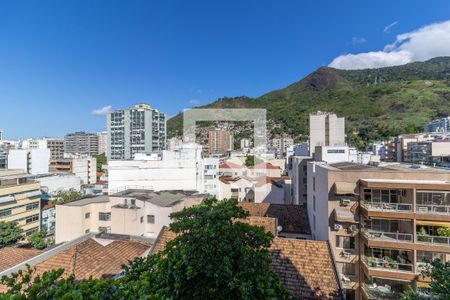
[307, 161, 450, 299]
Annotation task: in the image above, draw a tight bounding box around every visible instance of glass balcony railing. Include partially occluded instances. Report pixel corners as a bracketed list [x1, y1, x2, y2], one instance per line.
[416, 204, 450, 215]
[416, 235, 450, 246]
[362, 229, 413, 243]
[363, 256, 414, 272]
[363, 201, 412, 212]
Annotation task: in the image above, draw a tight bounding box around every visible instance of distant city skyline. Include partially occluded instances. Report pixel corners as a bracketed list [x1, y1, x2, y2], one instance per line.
[1, 1, 450, 139]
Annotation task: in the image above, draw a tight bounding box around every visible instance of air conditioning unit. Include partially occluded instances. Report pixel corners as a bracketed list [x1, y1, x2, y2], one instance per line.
[340, 199, 351, 206]
[334, 224, 343, 231]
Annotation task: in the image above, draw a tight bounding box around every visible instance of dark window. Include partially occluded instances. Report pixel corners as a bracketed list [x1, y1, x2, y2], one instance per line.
[85, 212, 90, 219]
[25, 214, 39, 224]
[98, 212, 111, 221]
[147, 215, 155, 224]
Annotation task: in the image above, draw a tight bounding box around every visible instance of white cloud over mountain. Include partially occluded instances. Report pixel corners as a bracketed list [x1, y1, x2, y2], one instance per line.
[329, 20, 450, 70]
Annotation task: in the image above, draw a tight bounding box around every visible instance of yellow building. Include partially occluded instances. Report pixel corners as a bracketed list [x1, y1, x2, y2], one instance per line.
[0, 170, 41, 238]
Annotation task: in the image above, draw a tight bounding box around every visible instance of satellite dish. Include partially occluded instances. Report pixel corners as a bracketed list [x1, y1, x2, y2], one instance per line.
[277, 225, 283, 233]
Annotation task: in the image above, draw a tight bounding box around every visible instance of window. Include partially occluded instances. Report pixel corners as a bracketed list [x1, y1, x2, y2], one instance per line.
[25, 227, 38, 236]
[25, 214, 39, 224]
[98, 212, 111, 221]
[85, 229, 90, 233]
[147, 215, 155, 224]
[131, 199, 136, 206]
[336, 236, 355, 249]
[26, 202, 39, 211]
[85, 212, 90, 219]
[313, 196, 316, 211]
[98, 226, 111, 233]
[0, 208, 11, 218]
[313, 177, 316, 191]
[140, 216, 144, 223]
[313, 215, 316, 230]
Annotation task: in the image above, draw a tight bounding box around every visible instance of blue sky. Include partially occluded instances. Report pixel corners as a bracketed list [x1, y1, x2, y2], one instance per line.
[1, 1, 449, 139]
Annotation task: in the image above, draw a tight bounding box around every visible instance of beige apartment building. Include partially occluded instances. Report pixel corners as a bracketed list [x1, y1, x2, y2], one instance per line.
[208, 128, 234, 155]
[55, 189, 204, 243]
[307, 162, 450, 299]
[0, 170, 41, 238]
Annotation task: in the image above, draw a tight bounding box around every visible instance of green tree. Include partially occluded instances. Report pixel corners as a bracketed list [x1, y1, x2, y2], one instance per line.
[400, 259, 450, 299]
[244, 155, 263, 167]
[95, 153, 107, 172]
[1, 199, 291, 299]
[53, 188, 83, 205]
[0, 221, 23, 248]
[28, 229, 47, 250]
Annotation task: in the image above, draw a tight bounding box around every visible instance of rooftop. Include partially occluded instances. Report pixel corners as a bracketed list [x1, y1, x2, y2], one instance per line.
[111, 189, 201, 207]
[325, 161, 450, 173]
[239, 203, 311, 235]
[0, 247, 44, 273]
[60, 195, 109, 206]
[151, 228, 339, 299]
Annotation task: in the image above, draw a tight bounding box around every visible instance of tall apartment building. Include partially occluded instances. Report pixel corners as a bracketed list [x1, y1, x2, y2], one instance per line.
[64, 132, 99, 156]
[107, 104, 166, 160]
[307, 161, 450, 299]
[309, 111, 345, 156]
[0, 130, 3, 141]
[0, 170, 41, 238]
[271, 138, 294, 158]
[208, 128, 233, 155]
[97, 131, 107, 155]
[46, 139, 64, 159]
[424, 116, 450, 133]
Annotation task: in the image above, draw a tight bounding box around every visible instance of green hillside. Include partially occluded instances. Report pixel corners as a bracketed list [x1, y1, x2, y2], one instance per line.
[168, 57, 450, 147]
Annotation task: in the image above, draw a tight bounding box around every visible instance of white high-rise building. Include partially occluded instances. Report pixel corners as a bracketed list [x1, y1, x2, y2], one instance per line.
[107, 104, 166, 160]
[97, 131, 107, 155]
[309, 111, 345, 156]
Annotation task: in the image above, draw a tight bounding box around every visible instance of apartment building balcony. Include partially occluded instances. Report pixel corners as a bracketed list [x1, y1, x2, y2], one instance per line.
[361, 281, 407, 300]
[362, 246, 415, 280]
[362, 256, 414, 273]
[362, 201, 412, 213]
[416, 190, 450, 216]
[362, 229, 413, 244]
[416, 224, 450, 248]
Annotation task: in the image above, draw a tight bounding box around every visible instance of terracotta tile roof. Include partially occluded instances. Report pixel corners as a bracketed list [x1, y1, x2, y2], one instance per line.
[219, 162, 245, 169]
[239, 216, 277, 235]
[248, 162, 280, 170]
[239, 203, 310, 235]
[151, 229, 340, 299]
[33, 239, 150, 280]
[270, 238, 340, 300]
[0, 247, 43, 272]
[151, 227, 178, 253]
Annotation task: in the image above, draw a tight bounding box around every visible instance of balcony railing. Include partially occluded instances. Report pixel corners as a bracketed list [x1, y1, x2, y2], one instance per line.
[416, 235, 450, 246]
[363, 256, 414, 272]
[415, 262, 429, 274]
[363, 229, 413, 243]
[363, 202, 412, 212]
[362, 283, 400, 300]
[416, 204, 450, 215]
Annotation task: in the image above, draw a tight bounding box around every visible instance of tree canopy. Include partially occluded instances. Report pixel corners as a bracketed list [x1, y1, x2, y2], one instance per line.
[0, 221, 22, 248]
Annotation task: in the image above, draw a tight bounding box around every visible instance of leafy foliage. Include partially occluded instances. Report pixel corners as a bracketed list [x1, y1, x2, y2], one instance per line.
[0, 221, 22, 248]
[52, 188, 83, 205]
[244, 155, 263, 167]
[168, 57, 450, 144]
[27, 229, 48, 250]
[94, 153, 107, 172]
[0, 199, 291, 299]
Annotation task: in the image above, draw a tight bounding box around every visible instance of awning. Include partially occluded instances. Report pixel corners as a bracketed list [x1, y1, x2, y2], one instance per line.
[416, 220, 450, 228]
[0, 195, 15, 204]
[334, 182, 356, 195]
[333, 207, 357, 223]
[416, 281, 430, 288]
[26, 190, 42, 198]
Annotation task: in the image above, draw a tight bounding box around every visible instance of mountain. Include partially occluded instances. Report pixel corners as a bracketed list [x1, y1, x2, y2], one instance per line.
[168, 57, 450, 147]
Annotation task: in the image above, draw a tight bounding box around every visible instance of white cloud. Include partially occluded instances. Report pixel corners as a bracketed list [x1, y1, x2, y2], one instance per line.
[384, 21, 399, 33]
[91, 105, 113, 115]
[188, 99, 201, 105]
[351, 37, 367, 44]
[329, 20, 450, 70]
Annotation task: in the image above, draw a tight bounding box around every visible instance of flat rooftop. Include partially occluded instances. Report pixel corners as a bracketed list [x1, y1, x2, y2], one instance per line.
[325, 161, 450, 173]
[61, 195, 109, 206]
[111, 189, 200, 207]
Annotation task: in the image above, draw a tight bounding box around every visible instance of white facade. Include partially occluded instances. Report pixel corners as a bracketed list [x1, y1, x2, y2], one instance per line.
[8, 148, 50, 175]
[309, 111, 345, 156]
[97, 131, 107, 155]
[72, 157, 97, 185]
[108, 144, 219, 196]
[34, 174, 81, 194]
